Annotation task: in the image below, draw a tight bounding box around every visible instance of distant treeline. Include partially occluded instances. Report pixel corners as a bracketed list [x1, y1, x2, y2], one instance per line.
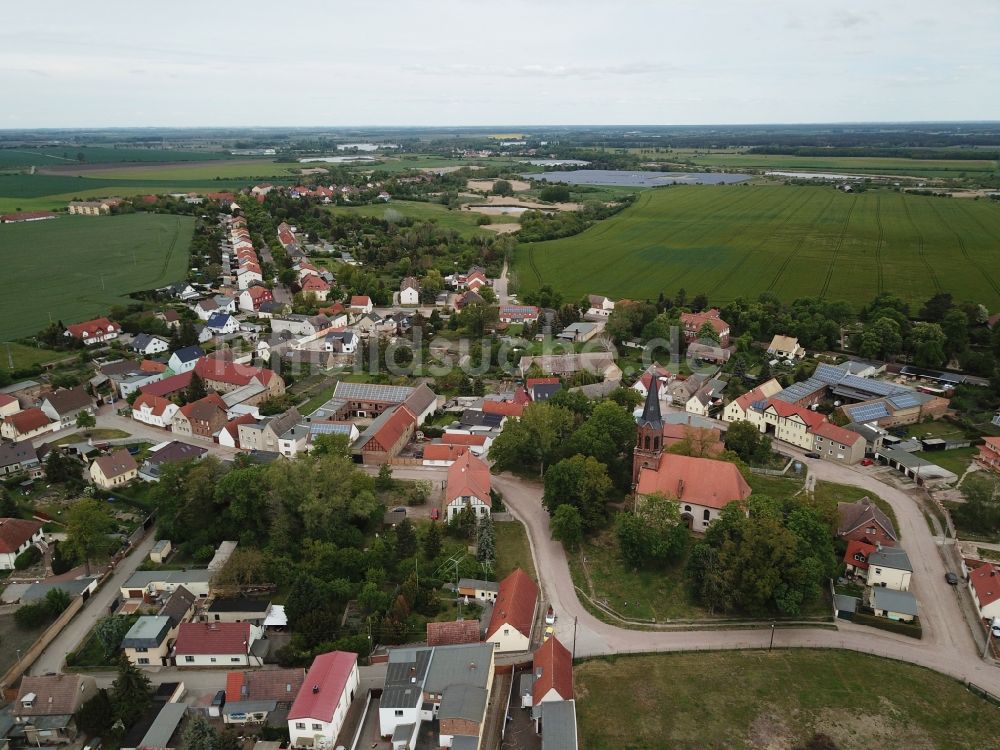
[747, 146, 1000, 161]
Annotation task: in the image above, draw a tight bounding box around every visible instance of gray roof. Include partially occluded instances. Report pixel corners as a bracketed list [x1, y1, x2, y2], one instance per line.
[458, 578, 499, 592]
[568, 379, 620, 400]
[122, 616, 173, 649]
[402, 383, 438, 417]
[541, 700, 578, 750]
[424, 643, 494, 694]
[451, 736, 478, 750]
[160, 586, 196, 623]
[139, 703, 187, 749]
[123, 569, 213, 590]
[844, 422, 882, 444]
[871, 587, 918, 617]
[0, 440, 38, 469]
[439, 685, 487, 722]
[382, 648, 433, 709]
[208, 597, 270, 613]
[519, 673, 536, 696]
[834, 594, 859, 614]
[0, 380, 40, 394]
[391, 723, 416, 743]
[867, 546, 912, 572]
[152, 540, 170, 553]
[878, 447, 957, 479]
[21, 578, 95, 602]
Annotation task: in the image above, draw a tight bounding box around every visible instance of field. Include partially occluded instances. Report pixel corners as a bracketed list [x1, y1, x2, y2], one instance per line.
[40, 160, 302, 181]
[0, 214, 194, 340]
[495, 520, 536, 581]
[516, 184, 1000, 308]
[575, 650, 1000, 749]
[0, 342, 70, 371]
[327, 199, 516, 237]
[0, 146, 234, 169]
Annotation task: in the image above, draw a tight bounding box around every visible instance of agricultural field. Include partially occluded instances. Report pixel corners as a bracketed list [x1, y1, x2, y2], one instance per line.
[515, 184, 1000, 309]
[0, 145, 234, 169]
[39, 159, 302, 181]
[575, 650, 1000, 750]
[0, 214, 193, 340]
[0, 341, 69, 372]
[327, 199, 516, 238]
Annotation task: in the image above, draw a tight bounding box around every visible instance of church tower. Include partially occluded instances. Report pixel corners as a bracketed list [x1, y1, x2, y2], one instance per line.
[633, 374, 665, 486]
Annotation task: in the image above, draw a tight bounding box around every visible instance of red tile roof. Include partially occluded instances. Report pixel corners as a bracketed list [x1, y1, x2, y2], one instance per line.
[438, 433, 487, 447]
[426, 619, 481, 647]
[350, 295, 372, 307]
[446, 451, 491, 505]
[532, 636, 573, 704]
[680, 309, 729, 336]
[0, 517, 43, 554]
[140, 371, 193, 397]
[526, 377, 560, 388]
[1, 211, 56, 222]
[0, 393, 15, 407]
[970, 564, 1000, 609]
[140, 359, 168, 373]
[301, 275, 330, 292]
[4, 408, 52, 434]
[764, 399, 826, 429]
[221, 414, 256, 447]
[844, 539, 876, 571]
[194, 358, 278, 388]
[811, 421, 863, 445]
[482, 399, 525, 418]
[636, 454, 752, 510]
[133, 394, 174, 417]
[318, 303, 345, 316]
[175, 622, 251, 655]
[65, 317, 120, 340]
[226, 667, 305, 703]
[93, 449, 138, 480]
[364, 406, 415, 453]
[423, 444, 468, 462]
[288, 651, 358, 722]
[487, 568, 538, 640]
[179, 393, 228, 421]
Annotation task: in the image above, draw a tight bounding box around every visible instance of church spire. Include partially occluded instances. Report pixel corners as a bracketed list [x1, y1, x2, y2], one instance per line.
[638, 371, 663, 429]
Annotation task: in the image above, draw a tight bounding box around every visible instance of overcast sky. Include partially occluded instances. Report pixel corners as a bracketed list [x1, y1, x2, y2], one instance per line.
[3, 0, 999, 128]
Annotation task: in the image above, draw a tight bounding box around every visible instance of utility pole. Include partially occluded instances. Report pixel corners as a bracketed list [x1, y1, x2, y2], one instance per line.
[572, 616, 578, 659]
[769, 623, 775, 652]
[983, 622, 993, 660]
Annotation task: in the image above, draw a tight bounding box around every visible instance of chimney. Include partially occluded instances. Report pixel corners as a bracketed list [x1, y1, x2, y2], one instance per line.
[469, 662, 477, 670]
[677, 479, 685, 498]
[312, 685, 320, 694]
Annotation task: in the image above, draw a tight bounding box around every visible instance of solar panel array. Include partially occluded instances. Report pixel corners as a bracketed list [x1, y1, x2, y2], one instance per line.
[886, 392, 926, 409]
[333, 381, 414, 403]
[846, 402, 890, 423]
[309, 422, 353, 436]
[772, 378, 825, 403]
[811, 363, 909, 397]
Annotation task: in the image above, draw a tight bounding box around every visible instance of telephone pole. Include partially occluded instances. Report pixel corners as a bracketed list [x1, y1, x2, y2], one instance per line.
[572, 616, 578, 659]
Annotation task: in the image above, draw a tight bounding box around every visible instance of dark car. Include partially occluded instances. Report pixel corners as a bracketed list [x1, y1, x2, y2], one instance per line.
[945, 572, 959, 585]
[804, 452, 821, 459]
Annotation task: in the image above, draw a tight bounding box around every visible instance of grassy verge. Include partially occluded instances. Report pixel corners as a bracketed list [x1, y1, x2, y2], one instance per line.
[52, 429, 131, 445]
[495, 520, 536, 581]
[575, 650, 1000, 750]
[0, 342, 68, 372]
[914, 447, 978, 477]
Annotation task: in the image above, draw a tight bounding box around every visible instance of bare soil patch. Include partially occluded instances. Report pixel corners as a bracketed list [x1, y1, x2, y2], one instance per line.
[483, 223, 521, 234]
[467, 178, 532, 193]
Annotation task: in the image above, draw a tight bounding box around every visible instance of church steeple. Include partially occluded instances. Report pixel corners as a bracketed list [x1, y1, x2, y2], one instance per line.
[633, 373, 665, 486]
[638, 372, 663, 430]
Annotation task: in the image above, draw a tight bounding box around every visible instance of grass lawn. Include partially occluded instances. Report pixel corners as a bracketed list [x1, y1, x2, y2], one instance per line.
[514, 184, 1000, 309]
[900, 420, 971, 441]
[52, 429, 131, 446]
[0, 614, 45, 675]
[575, 650, 1000, 750]
[0, 146, 234, 169]
[0, 342, 69, 371]
[0, 213, 194, 340]
[915, 447, 978, 478]
[495, 520, 536, 581]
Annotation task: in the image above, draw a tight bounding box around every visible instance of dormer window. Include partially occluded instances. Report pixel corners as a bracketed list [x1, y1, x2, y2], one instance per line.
[21, 692, 36, 708]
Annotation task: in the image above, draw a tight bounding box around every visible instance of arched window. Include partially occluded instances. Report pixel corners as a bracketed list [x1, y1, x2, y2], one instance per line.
[703, 509, 711, 522]
[653, 437, 660, 450]
[684, 505, 691, 512]
[644, 435, 651, 450]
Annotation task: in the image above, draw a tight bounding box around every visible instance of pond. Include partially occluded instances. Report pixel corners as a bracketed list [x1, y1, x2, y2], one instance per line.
[522, 169, 751, 187]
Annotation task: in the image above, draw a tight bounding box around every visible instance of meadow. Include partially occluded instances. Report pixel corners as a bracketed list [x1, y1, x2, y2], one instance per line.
[0, 214, 194, 340]
[327, 199, 516, 237]
[515, 184, 1000, 309]
[43, 160, 303, 180]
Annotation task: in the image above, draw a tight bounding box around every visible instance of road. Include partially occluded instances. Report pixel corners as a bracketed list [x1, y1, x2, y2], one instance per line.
[30, 532, 158, 675]
[495, 260, 510, 304]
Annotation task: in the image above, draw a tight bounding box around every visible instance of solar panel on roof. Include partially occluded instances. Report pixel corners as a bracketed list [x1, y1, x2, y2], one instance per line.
[847, 402, 890, 422]
[333, 381, 414, 402]
[309, 422, 352, 436]
[886, 392, 922, 409]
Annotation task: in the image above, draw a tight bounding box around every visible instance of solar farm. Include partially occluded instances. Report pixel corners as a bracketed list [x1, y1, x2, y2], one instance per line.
[515, 184, 1000, 308]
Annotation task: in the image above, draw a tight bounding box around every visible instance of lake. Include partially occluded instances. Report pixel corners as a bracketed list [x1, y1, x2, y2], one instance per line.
[521, 159, 591, 166]
[522, 169, 751, 187]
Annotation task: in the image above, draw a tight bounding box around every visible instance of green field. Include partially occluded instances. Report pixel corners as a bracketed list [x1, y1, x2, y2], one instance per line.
[685, 152, 999, 179]
[328, 199, 516, 237]
[0, 146, 234, 169]
[0, 342, 69, 372]
[516, 185, 1000, 308]
[0, 214, 194, 340]
[47, 160, 302, 181]
[575, 650, 1000, 750]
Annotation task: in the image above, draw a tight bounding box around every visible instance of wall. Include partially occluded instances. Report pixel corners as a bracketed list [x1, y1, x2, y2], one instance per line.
[0, 596, 84, 693]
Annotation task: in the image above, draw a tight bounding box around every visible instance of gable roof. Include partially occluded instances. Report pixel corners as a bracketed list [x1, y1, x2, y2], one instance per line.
[837, 497, 898, 542]
[195, 357, 278, 388]
[843, 539, 876, 570]
[811, 421, 864, 445]
[4, 407, 52, 434]
[350, 295, 372, 307]
[768, 334, 801, 352]
[145, 440, 208, 466]
[160, 585, 196, 623]
[427, 619, 481, 647]
[446, 451, 491, 504]
[532, 636, 573, 704]
[482, 398, 525, 418]
[970, 563, 1000, 609]
[15, 674, 91, 716]
[680, 309, 728, 335]
[402, 383, 438, 417]
[174, 621, 251, 655]
[141, 371, 193, 398]
[170, 346, 204, 364]
[423, 444, 469, 462]
[487, 568, 538, 640]
[0, 440, 38, 469]
[0, 517, 43, 553]
[93, 449, 138, 480]
[636, 454, 752, 510]
[41, 386, 91, 416]
[133, 393, 175, 417]
[179, 393, 228, 422]
[763, 399, 825, 429]
[65, 317, 120, 339]
[867, 545, 912, 572]
[363, 405, 416, 452]
[206, 312, 235, 329]
[226, 667, 305, 703]
[288, 651, 358, 722]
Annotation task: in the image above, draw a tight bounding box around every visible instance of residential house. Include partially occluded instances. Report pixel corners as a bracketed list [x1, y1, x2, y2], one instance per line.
[0, 440, 42, 478]
[586, 294, 615, 318]
[0, 517, 44, 570]
[837, 497, 898, 547]
[287, 652, 359, 747]
[866, 545, 912, 591]
[721, 379, 782, 423]
[1, 408, 54, 441]
[132, 334, 170, 356]
[423, 443, 468, 466]
[300, 274, 330, 301]
[400, 277, 421, 305]
[139, 441, 208, 481]
[68, 199, 120, 215]
[843, 539, 877, 578]
[13, 674, 97, 745]
[748, 399, 825, 450]
[527, 377, 563, 402]
[271, 314, 335, 337]
[401, 383, 440, 427]
[140, 371, 193, 400]
[195, 298, 220, 321]
[499, 305, 540, 325]
[122, 615, 178, 667]
[90, 449, 139, 489]
[205, 312, 240, 336]
[767, 335, 806, 359]
[121, 569, 214, 599]
[172, 394, 229, 439]
[323, 330, 358, 354]
[168, 346, 204, 374]
[455, 289, 485, 310]
[353, 405, 416, 464]
[427, 620, 481, 647]
[207, 597, 271, 625]
[977, 436, 1000, 474]
[132, 393, 180, 428]
[969, 563, 1000, 622]
[240, 286, 274, 312]
[64, 317, 121, 345]
[195, 357, 285, 399]
[350, 295, 374, 314]
[457, 578, 499, 602]
[0, 392, 19, 418]
[445, 452, 492, 521]
[532, 637, 573, 705]
[870, 587, 918, 623]
[810, 422, 866, 465]
[486, 568, 539, 653]
[680, 308, 730, 347]
[556, 322, 599, 343]
[237, 408, 301, 453]
[39, 386, 93, 428]
[174, 621, 263, 667]
[218, 414, 256, 449]
[685, 377, 726, 418]
[224, 667, 306, 726]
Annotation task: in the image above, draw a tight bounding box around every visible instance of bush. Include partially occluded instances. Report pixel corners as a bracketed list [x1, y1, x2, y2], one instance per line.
[853, 610, 922, 638]
[14, 545, 41, 570]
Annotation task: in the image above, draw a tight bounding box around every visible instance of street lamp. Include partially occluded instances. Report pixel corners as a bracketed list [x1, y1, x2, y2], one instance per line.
[769, 623, 776, 652]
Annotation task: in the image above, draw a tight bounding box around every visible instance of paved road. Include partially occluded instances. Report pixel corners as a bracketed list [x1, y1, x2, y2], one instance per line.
[30, 532, 158, 675]
[496, 260, 510, 305]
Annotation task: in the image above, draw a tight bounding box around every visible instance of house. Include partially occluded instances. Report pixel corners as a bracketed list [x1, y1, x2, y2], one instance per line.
[139, 441, 208, 481]
[556, 322, 599, 343]
[132, 393, 180, 428]
[685, 378, 726, 418]
[527, 377, 562, 402]
[132, 334, 170, 356]
[0, 440, 42, 478]
[64, 317, 121, 345]
[977, 436, 1000, 474]
[122, 615, 178, 667]
[172, 394, 229, 439]
[287, 652, 359, 748]
[195, 357, 285, 399]
[427, 620, 481, 647]
[680, 308, 730, 347]
[439, 432, 491, 456]
[120, 569, 214, 599]
[458, 578, 499, 602]
[843, 539, 877, 577]
[969, 563, 1000, 622]
[586, 294, 615, 318]
[218, 414, 256, 449]
[350, 295, 374, 314]
[1, 407, 54, 441]
[13, 674, 97, 745]
[168, 346, 204, 374]
[767, 334, 806, 359]
[207, 597, 271, 625]
[837, 497, 898, 547]
[0, 392, 19, 418]
[722, 379, 783, 423]
[499, 305, 540, 325]
[205, 312, 240, 336]
[39, 386, 93, 428]
[272, 314, 334, 337]
[237, 408, 301, 453]
[353, 405, 416, 464]
[240, 285, 274, 312]
[870, 587, 918, 623]
[324, 330, 358, 354]
[300, 274, 330, 301]
[140, 371, 193, 400]
[455, 289, 485, 310]
[68, 198, 120, 215]
[747, 399, 825, 450]
[445, 452, 492, 521]
[174, 621, 263, 667]
[810, 421, 867, 465]
[866, 545, 912, 591]
[0, 517, 44, 570]
[90, 449, 139, 489]
[224, 667, 306, 726]
[401, 383, 440, 427]
[400, 277, 421, 305]
[532, 636, 573, 706]
[518, 353, 621, 381]
[486, 568, 539, 653]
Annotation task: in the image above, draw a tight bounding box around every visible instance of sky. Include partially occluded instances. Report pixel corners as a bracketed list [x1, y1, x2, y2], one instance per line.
[3, 0, 999, 128]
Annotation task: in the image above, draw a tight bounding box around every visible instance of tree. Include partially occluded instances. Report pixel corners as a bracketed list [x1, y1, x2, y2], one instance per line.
[941, 307, 970, 360]
[94, 615, 137, 660]
[423, 521, 442, 561]
[45, 449, 82, 486]
[550, 504, 583, 549]
[180, 713, 219, 750]
[492, 179, 514, 197]
[64, 498, 118, 574]
[213, 548, 269, 593]
[476, 514, 496, 564]
[858, 317, 902, 360]
[0, 487, 18, 517]
[909, 322, 947, 368]
[395, 518, 417, 559]
[696, 321, 720, 344]
[376, 463, 393, 490]
[540, 185, 571, 202]
[490, 402, 575, 476]
[76, 689, 114, 738]
[185, 372, 207, 402]
[919, 292, 954, 322]
[111, 655, 152, 729]
[76, 410, 96, 431]
[615, 494, 689, 568]
[723, 420, 771, 464]
[543, 454, 612, 530]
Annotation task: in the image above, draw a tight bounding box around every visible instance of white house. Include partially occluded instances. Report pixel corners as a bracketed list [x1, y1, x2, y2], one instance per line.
[206, 313, 240, 335]
[168, 346, 204, 374]
[399, 277, 420, 306]
[486, 569, 538, 653]
[722, 379, 782, 423]
[237, 268, 264, 290]
[445, 452, 492, 521]
[969, 563, 1000, 622]
[174, 622, 263, 667]
[0, 517, 44, 570]
[132, 394, 180, 429]
[767, 334, 806, 360]
[866, 546, 912, 591]
[131, 334, 170, 356]
[287, 652, 360, 749]
[586, 294, 615, 318]
[349, 295, 373, 314]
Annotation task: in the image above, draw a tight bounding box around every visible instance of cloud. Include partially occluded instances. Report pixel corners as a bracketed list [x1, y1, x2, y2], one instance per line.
[408, 61, 673, 80]
[832, 9, 870, 28]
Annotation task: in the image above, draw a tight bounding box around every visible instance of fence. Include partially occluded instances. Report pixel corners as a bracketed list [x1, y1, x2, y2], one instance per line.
[749, 455, 796, 477]
[967, 682, 1000, 707]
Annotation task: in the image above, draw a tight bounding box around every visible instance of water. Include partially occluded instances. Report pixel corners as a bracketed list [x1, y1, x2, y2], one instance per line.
[298, 156, 377, 163]
[766, 170, 865, 180]
[521, 159, 592, 166]
[522, 169, 750, 187]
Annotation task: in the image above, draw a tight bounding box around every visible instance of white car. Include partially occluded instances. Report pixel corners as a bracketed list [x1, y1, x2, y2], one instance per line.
[992, 618, 1000, 638]
[545, 605, 556, 625]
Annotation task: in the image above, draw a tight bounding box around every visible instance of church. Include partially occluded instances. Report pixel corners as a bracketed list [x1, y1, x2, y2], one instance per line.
[633, 376, 752, 531]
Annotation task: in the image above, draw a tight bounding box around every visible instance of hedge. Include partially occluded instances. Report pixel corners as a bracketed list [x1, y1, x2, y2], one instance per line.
[14, 545, 41, 570]
[853, 610, 922, 638]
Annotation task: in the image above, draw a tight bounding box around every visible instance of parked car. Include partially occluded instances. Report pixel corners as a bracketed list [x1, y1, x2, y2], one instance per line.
[945, 572, 959, 585]
[545, 605, 556, 625]
[992, 618, 1000, 638]
[861, 458, 874, 466]
[804, 452, 821, 459]
[430, 508, 440, 521]
[544, 625, 555, 641]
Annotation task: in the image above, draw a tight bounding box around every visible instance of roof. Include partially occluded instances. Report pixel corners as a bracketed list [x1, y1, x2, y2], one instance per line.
[208, 597, 270, 613]
[402, 383, 438, 417]
[636, 454, 752, 510]
[837, 497, 898, 541]
[0, 517, 43, 553]
[401, 276, 420, 291]
[427, 620, 481, 647]
[424, 642, 495, 694]
[179, 393, 228, 422]
[350, 295, 372, 306]
[843, 539, 876, 571]
[540, 700, 578, 750]
[423, 444, 468, 462]
[160, 586, 196, 623]
[123, 569, 214, 591]
[141, 371, 193, 398]
[4, 408, 52, 434]
[499, 304, 540, 317]
[145, 441, 208, 466]
[867, 545, 912, 572]
[287, 651, 358, 722]
[482, 398, 525, 418]
[0, 440, 38, 469]
[439, 433, 488, 447]
[332, 380, 413, 404]
[358, 405, 415, 453]
[93, 449, 138, 480]
[768, 334, 801, 352]
[41, 386, 91, 416]
[446, 451, 492, 504]
[811, 421, 864, 445]
[170, 346, 204, 364]
[122, 615, 173, 649]
[439, 684, 488, 722]
[138, 703, 187, 749]
[174, 622, 251, 655]
[226, 667, 304, 703]
[533, 636, 573, 704]
[15, 675, 90, 716]
[65, 317, 120, 339]
[487, 568, 538, 640]
[970, 564, 1000, 609]
[680, 309, 728, 335]
[194, 358, 278, 388]
[206, 312, 234, 329]
[871, 587, 918, 617]
[762, 399, 825, 429]
[458, 578, 499, 592]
